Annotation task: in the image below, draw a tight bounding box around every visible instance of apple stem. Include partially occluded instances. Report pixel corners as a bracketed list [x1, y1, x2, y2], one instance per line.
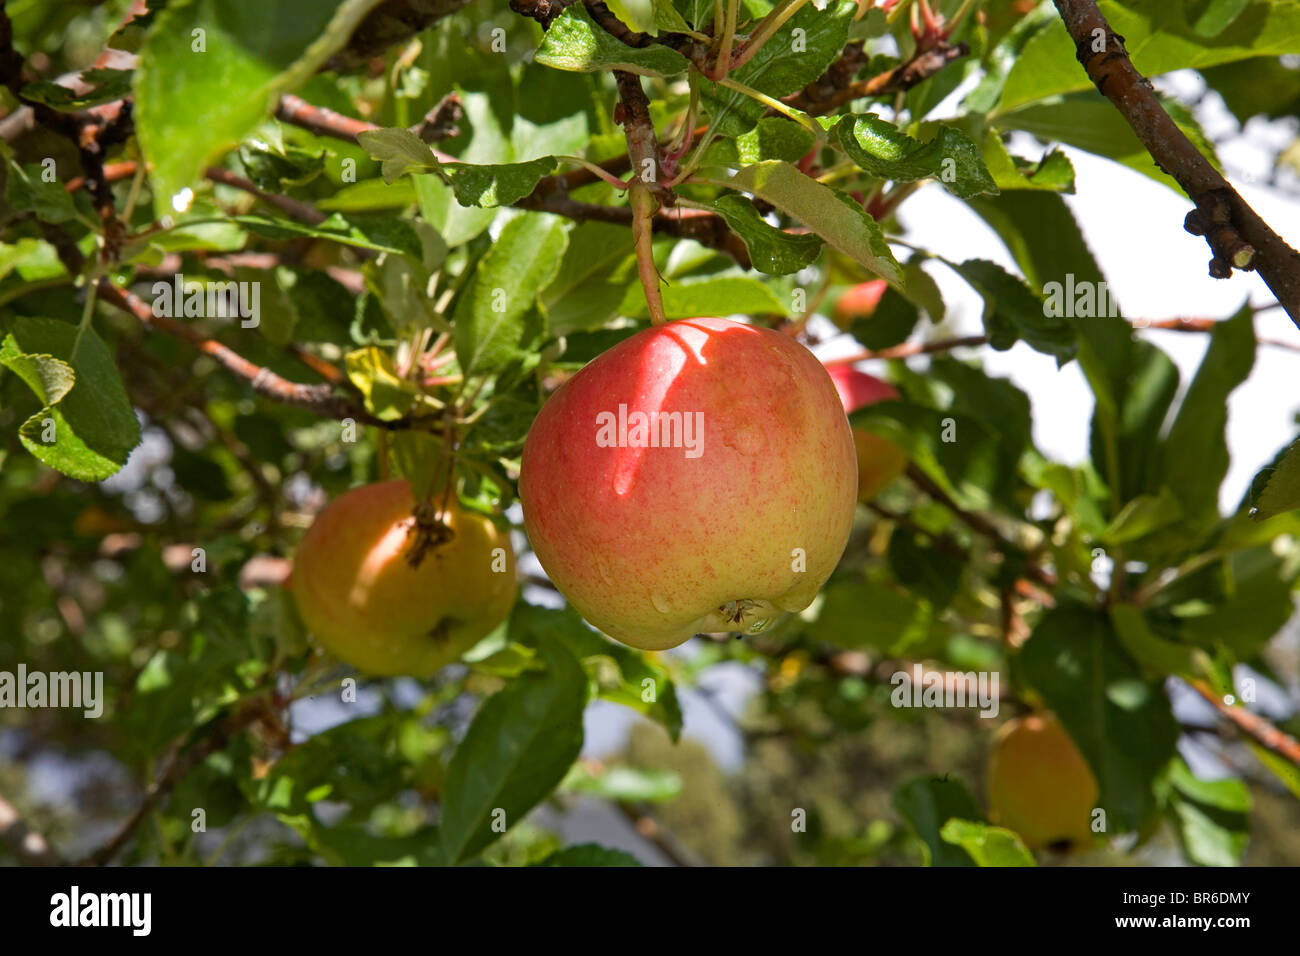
[630, 185, 668, 326]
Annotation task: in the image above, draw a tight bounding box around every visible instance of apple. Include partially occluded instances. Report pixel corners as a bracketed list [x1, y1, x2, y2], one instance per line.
[519, 317, 857, 651]
[291, 479, 515, 676]
[832, 279, 888, 328]
[987, 712, 1098, 850]
[825, 364, 908, 500]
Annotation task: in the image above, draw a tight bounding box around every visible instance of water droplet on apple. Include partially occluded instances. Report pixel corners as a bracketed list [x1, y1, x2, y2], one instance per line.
[651, 593, 672, 614]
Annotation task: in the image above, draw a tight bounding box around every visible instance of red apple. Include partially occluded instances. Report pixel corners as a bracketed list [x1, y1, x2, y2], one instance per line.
[519, 317, 857, 650]
[291, 480, 516, 676]
[832, 279, 888, 328]
[825, 364, 908, 501]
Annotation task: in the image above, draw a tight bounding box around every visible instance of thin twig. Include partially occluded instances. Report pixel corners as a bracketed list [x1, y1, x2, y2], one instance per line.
[1051, 0, 1300, 326]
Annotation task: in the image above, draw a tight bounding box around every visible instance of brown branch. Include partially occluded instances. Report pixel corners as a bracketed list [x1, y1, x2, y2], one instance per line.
[613, 801, 696, 867]
[1188, 679, 1300, 768]
[823, 334, 990, 366]
[906, 462, 1058, 589]
[77, 702, 266, 866]
[99, 281, 408, 428]
[276, 93, 750, 264]
[1052, 0, 1300, 327]
[205, 166, 327, 225]
[0, 793, 63, 866]
[785, 40, 969, 115]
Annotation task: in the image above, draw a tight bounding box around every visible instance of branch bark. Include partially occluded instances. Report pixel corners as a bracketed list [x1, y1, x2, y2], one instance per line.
[1051, 0, 1300, 327]
[1188, 679, 1300, 768]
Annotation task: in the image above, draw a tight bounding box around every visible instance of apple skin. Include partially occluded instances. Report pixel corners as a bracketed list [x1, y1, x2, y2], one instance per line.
[291, 479, 516, 677]
[832, 279, 888, 328]
[987, 713, 1099, 850]
[825, 364, 908, 501]
[519, 317, 857, 651]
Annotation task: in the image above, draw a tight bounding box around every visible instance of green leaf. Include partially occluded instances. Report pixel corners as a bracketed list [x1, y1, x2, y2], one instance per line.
[533, 844, 643, 866]
[355, 127, 437, 182]
[699, 0, 856, 136]
[235, 213, 423, 259]
[1157, 546, 1298, 659]
[238, 141, 325, 192]
[707, 194, 822, 275]
[135, 0, 384, 216]
[1110, 604, 1210, 681]
[979, 130, 1076, 192]
[453, 213, 567, 376]
[997, 92, 1220, 194]
[1102, 487, 1183, 545]
[836, 115, 998, 199]
[20, 68, 133, 111]
[736, 117, 817, 165]
[1253, 437, 1300, 520]
[511, 603, 683, 741]
[535, 3, 690, 76]
[4, 160, 79, 224]
[438, 635, 588, 864]
[1193, 0, 1254, 37]
[846, 287, 918, 350]
[617, 273, 790, 319]
[888, 529, 962, 609]
[729, 161, 901, 285]
[940, 819, 1036, 867]
[542, 221, 636, 333]
[892, 775, 981, 867]
[1156, 305, 1255, 530]
[852, 400, 1004, 510]
[1167, 759, 1251, 867]
[562, 764, 683, 802]
[805, 576, 931, 655]
[0, 336, 75, 405]
[3, 317, 141, 481]
[949, 259, 1076, 363]
[1018, 602, 1179, 830]
[998, 0, 1300, 113]
[442, 156, 559, 208]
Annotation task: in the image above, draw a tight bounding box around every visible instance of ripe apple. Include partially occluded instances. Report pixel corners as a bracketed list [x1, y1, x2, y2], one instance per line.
[291, 479, 515, 677]
[987, 712, 1099, 850]
[832, 279, 888, 328]
[825, 364, 908, 501]
[519, 317, 857, 651]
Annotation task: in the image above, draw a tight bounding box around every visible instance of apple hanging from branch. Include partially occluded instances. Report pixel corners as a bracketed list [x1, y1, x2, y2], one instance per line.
[825, 364, 909, 501]
[520, 318, 858, 650]
[987, 712, 1099, 850]
[291, 479, 516, 677]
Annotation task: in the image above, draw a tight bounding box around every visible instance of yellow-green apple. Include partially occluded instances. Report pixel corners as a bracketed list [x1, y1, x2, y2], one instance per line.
[832, 279, 888, 329]
[519, 317, 857, 651]
[987, 712, 1098, 850]
[825, 364, 908, 500]
[291, 479, 515, 676]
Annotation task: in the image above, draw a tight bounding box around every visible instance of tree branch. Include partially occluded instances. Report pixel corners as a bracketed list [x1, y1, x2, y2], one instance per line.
[1051, 0, 1300, 327]
[1188, 679, 1300, 768]
[76, 703, 266, 866]
[99, 282, 412, 428]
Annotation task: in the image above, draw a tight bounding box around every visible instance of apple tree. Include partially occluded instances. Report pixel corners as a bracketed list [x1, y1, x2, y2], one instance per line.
[2, 0, 1300, 868]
